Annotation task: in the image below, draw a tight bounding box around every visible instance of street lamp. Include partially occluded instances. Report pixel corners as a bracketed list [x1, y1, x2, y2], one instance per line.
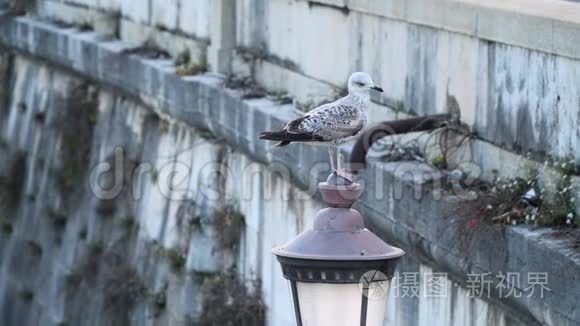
[273, 174, 405, 326]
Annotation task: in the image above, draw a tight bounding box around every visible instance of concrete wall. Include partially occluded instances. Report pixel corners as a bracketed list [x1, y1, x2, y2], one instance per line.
[237, 0, 580, 162]
[0, 50, 532, 326]
[28, 0, 580, 163]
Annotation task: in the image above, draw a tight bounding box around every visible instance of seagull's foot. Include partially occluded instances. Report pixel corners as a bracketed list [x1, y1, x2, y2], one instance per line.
[332, 168, 353, 183]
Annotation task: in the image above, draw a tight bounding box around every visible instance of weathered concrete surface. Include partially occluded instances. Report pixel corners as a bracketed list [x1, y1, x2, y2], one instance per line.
[0, 54, 536, 326]
[0, 15, 578, 326]
[0, 55, 257, 325]
[234, 0, 580, 163]
[27, 0, 580, 164]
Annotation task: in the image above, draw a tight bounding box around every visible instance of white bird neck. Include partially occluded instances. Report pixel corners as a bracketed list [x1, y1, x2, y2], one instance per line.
[347, 91, 371, 106]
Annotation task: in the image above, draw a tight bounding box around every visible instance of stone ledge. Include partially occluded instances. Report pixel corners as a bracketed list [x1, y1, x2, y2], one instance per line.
[304, 0, 580, 60]
[0, 15, 578, 325]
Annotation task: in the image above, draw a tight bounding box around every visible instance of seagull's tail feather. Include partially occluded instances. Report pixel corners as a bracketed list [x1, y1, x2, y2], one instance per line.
[259, 130, 324, 147]
[273, 140, 291, 147]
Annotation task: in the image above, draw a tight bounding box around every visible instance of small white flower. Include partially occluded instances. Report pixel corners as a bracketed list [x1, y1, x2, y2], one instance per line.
[566, 219, 572, 225]
[531, 215, 536, 221]
[567, 213, 574, 219]
[525, 215, 530, 221]
[486, 205, 493, 210]
[512, 220, 517, 225]
[571, 197, 576, 203]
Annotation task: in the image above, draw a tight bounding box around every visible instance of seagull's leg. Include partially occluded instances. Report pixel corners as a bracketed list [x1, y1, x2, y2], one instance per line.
[328, 145, 335, 171]
[335, 146, 353, 182]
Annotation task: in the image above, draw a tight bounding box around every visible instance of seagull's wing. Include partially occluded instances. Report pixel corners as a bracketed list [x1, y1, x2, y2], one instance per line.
[286, 100, 364, 141]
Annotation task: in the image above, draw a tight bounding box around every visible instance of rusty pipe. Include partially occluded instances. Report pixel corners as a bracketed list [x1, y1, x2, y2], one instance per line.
[350, 114, 451, 169]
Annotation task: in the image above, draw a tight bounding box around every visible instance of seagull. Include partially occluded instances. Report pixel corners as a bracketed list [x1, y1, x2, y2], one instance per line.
[259, 72, 383, 180]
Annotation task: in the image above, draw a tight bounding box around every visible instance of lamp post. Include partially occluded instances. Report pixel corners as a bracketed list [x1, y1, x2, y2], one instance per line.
[273, 174, 405, 326]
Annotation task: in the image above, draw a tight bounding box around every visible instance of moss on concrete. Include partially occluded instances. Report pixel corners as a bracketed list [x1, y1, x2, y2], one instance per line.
[103, 265, 147, 320]
[0, 151, 27, 211]
[199, 274, 265, 326]
[26, 240, 43, 257]
[56, 83, 98, 194]
[175, 50, 209, 76]
[158, 247, 187, 273]
[78, 227, 87, 240]
[212, 205, 245, 250]
[48, 207, 68, 228]
[19, 289, 34, 302]
[1, 222, 13, 236]
[150, 288, 167, 317]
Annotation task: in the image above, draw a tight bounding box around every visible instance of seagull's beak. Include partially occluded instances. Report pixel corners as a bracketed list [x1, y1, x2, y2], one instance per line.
[371, 85, 384, 92]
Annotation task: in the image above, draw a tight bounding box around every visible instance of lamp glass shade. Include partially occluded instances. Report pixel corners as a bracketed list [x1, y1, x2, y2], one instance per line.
[293, 281, 390, 326]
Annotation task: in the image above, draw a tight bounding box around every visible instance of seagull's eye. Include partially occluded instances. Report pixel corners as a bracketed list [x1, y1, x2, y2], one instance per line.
[355, 82, 365, 86]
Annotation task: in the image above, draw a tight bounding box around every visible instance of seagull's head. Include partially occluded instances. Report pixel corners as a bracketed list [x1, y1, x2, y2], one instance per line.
[348, 72, 383, 96]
